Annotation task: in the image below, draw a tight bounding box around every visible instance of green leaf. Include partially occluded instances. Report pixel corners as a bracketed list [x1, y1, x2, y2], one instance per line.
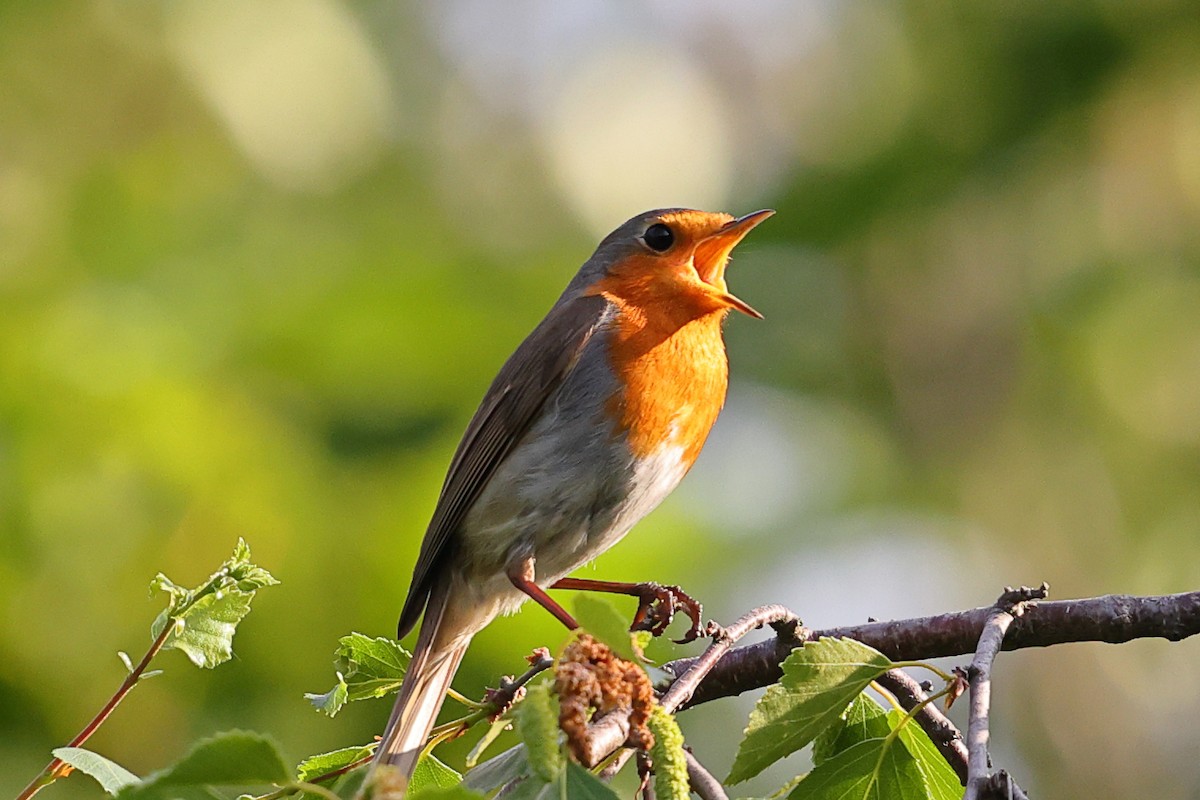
[727, 639, 893, 784]
[462, 745, 531, 793]
[407, 787, 485, 800]
[562, 761, 620, 799]
[739, 774, 806, 800]
[812, 695, 891, 766]
[306, 633, 412, 716]
[117, 730, 290, 799]
[296, 744, 373, 782]
[891, 711, 963, 800]
[492, 761, 618, 800]
[53, 747, 140, 795]
[305, 673, 349, 717]
[149, 539, 278, 670]
[334, 632, 412, 684]
[149, 573, 188, 611]
[572, 594, 642, 663]
[647, 706, 688, 800]
[225, 538, 280, 591]
[120, 789, 224, 800]
[154, 591, 253, 669]
[411, 753, 462, 792]
[788, 709, 964, 800]
[788, 736, 925, 800]
[313, 767, 367, 800]
[465, 715, 512, 768]
[515, 682, 561, 783]
[501, 777, 555, 800]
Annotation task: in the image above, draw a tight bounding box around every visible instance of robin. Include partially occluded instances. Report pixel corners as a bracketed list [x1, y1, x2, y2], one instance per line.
[372, 207, 774, 788]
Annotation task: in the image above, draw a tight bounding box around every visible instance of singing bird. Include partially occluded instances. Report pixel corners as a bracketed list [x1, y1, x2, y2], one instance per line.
[373, 207, 773, 787]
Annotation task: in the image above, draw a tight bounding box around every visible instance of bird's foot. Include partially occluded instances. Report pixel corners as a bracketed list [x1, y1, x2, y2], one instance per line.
[629, 582, 704, 644]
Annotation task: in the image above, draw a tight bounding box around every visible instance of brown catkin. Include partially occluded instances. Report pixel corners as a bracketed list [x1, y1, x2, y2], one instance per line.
[553, 634, 656, 762]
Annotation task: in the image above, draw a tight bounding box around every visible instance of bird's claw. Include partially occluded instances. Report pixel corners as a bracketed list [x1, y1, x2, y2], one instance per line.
[628, 582, 704, 644]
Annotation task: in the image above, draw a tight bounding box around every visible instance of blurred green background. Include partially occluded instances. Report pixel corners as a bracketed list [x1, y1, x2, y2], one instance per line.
[4, 2, 1200, 798]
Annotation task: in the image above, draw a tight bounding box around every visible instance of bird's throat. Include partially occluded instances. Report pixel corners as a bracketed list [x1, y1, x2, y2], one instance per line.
[598, 295, 729, 466]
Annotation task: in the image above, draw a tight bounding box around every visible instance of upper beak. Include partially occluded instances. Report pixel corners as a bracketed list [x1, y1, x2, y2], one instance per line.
[693, 209, 775, 319]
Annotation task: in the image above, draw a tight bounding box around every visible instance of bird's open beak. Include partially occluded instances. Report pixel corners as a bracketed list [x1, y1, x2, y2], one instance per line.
[693, 209, 774, 319]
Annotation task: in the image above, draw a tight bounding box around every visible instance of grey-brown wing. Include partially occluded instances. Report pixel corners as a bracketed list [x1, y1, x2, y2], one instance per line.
[396, 292, 611, 638]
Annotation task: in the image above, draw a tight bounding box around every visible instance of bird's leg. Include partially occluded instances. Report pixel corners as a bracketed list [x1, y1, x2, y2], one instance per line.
[507, 558, 579, 631]
[550, 577, 704, 644]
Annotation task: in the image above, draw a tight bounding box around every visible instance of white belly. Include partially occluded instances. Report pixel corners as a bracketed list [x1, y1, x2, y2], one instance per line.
[450, 422, 690, 634]
[440, 330, 697, 639]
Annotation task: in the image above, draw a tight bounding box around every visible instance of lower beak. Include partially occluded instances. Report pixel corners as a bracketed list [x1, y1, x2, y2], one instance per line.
[694, 209, 775, 319]
[718, 291, 765, 320]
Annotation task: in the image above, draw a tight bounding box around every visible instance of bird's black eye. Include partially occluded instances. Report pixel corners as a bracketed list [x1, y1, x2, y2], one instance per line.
[642, 223, 674, 252]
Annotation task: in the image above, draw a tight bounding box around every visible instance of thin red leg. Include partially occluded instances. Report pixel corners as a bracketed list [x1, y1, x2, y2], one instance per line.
[550, 577, 704, 643]
[508, 559, 579, 630]
[552, 577, 644, 595]
[553, 578, 659, 633]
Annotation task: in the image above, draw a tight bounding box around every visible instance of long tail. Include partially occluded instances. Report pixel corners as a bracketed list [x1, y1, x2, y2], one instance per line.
[370, 585, 470, 792]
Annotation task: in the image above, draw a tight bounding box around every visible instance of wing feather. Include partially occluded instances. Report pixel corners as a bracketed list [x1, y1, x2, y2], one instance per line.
[396, 292, 611, 637]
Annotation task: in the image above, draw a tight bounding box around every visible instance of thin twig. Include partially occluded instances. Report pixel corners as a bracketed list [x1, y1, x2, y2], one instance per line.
[875, 669, 968, 785]
[636, 751, 655, 800]
[684, 749, 730, 800]
[962, 586, 1044, 800]
[980, 769, 1030, 800]
[597, 748, 632, 781]
[17, 622, 176, 800]
[665, 604, 800, 713]
[487, 650, 555, 718]
[596, 605, 800, 780]
[962, 610, 1011, 797]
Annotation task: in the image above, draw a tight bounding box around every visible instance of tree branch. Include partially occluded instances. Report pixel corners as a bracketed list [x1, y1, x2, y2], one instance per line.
[579, 711, 631, 770]
[962, 586, 1043, 800]
[684, 749, 730, 800]
[669, 590, 1200, 708]
[594, 605, 799, 779]
[874, 669, 968, 785]
[662, 604, 800, 713]
[478, 589, 1200, 797]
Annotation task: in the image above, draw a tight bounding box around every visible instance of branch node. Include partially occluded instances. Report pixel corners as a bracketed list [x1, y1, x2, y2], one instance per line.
[982, 769, 1030, 800]
[995, 583, 1050, 615]
[768, 615, 801, 641]
[484, 648, 554, 721]
[635, 751, 653, 799]
[703, 621, 729, 643]
[785, 625, 812, 649]
[875, 668, 969, 785]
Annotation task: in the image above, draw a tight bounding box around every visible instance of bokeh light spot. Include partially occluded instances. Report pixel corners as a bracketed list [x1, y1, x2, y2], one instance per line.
[166, 0, 394, 191]
[540, 45, 733, 236]
[1088, 276, 1200, 445]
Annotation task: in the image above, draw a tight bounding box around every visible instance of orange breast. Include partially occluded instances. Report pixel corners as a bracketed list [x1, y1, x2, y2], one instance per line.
[594, 290, 730, 466]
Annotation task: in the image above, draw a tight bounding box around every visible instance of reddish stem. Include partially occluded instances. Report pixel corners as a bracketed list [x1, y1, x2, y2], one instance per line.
[311, 752, 375, 785]
[16, 621, 176, 800]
